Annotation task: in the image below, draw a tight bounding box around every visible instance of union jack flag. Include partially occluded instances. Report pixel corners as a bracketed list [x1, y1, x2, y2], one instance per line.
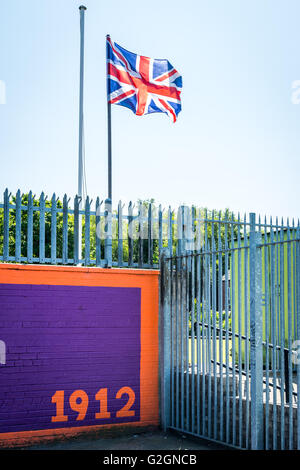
[106, 35, 182, 123]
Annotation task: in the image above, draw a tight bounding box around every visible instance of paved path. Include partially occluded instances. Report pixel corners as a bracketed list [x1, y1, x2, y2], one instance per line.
[24, 430, 227, 451]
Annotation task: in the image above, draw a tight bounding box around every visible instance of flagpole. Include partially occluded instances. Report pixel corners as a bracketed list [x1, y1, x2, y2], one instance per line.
[78, 5, 86, 262]
[106, 34, 112, 201]
[107, 101, 112, 200]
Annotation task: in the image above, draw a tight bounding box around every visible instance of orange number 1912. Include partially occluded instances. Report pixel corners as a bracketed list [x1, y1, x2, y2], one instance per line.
[51, 386, 136, 423]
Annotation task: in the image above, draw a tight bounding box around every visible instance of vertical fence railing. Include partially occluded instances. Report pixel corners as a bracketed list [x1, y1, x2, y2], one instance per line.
[297, 228, 300, 450]
[62, 194, 69, 265]
[1, 189, 193, 268]
[27, 191, 34, 263]
[104, 198, 112, 268]
[2, 189, 252, 270]
[3, 189, 10, 262]
[161, 210, 300, 450]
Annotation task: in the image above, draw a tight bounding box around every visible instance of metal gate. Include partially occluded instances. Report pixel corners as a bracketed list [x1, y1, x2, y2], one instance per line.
[160, 211, 300, 450]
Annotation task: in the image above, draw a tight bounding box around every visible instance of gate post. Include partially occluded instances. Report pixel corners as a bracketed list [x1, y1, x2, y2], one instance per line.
[249, 213, 264, 450]
[159, 248, 171, 432]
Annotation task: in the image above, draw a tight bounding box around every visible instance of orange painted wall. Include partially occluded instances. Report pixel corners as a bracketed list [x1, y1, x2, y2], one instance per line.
[0, 264, 160, 447]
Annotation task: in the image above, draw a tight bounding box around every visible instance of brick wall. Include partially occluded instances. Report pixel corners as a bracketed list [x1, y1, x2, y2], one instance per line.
[0, 264, 159, 447]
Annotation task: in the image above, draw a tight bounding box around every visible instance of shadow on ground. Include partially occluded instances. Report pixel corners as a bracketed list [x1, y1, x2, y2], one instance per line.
[23, 430, 229, 451]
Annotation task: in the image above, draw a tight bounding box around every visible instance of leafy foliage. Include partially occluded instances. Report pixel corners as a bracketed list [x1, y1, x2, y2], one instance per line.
[189, 300, 232, 337]
[0, 193, 239, 267]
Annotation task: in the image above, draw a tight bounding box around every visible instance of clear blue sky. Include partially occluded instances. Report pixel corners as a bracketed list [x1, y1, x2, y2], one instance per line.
[1, 0, 300, 220]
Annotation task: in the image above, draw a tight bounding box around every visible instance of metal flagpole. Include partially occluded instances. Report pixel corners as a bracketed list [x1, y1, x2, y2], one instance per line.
[78, 5, 87, 262]
[106, 34, 112, 201]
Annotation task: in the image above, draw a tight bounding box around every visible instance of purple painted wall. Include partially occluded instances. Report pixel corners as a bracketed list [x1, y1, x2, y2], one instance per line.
[0, 284, 141, 433]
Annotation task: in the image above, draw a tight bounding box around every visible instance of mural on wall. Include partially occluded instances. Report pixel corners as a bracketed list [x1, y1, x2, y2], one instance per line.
[0, 284, 141, 433]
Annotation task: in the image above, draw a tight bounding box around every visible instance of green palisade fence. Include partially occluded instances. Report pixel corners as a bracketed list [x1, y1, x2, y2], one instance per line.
[0, 188, 184, 268]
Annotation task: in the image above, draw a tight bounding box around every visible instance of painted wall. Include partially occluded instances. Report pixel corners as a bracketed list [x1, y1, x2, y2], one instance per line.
[0, 264, 159, 447]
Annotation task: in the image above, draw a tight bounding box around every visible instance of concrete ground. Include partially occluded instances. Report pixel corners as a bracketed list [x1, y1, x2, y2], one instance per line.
[23, 429, 228, 451]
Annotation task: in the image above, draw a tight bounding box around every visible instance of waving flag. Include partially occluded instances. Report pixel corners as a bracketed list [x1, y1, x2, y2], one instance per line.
[106, 35, 182, 123]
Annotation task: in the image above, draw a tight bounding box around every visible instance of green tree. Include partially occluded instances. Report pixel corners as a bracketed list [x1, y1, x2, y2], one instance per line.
[0, 193, 240, 267]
